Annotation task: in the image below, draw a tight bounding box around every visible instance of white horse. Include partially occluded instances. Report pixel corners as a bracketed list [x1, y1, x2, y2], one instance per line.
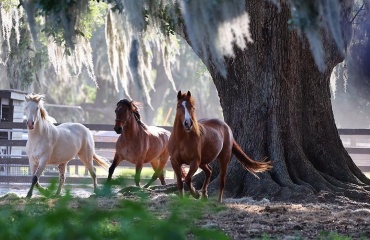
[24, 93, 110, 198]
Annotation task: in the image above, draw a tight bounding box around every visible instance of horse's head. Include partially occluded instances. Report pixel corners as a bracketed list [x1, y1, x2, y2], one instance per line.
[114, 99, 144, 134]
[24, 93, 44, 130]
[176, 91, 198, 134]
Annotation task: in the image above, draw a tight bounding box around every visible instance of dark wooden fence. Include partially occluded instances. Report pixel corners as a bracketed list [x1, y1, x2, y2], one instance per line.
[0, 122, 369, 186]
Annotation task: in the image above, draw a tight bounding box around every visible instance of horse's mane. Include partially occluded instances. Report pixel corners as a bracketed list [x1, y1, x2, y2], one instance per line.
[176, 92, 201, 136]
[117, 99, 148, 130]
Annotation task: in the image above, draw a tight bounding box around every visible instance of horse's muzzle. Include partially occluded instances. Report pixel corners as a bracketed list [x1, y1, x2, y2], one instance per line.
[114, 126, 122, 134]
[183, 120, 193, 132]
[27, 121, 34, 130]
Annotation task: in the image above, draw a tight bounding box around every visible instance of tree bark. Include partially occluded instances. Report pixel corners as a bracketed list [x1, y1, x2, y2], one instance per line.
[192, 1, 370, 202]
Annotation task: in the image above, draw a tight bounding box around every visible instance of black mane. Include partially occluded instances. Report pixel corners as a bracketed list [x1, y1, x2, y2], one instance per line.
[117, 99, 147, 130]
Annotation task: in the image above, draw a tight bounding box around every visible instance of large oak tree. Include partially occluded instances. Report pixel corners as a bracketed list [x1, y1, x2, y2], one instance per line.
[198, 1, 370, 202]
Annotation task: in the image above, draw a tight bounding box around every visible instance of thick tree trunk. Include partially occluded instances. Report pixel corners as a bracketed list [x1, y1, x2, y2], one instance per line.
[193, 1, 370, 202]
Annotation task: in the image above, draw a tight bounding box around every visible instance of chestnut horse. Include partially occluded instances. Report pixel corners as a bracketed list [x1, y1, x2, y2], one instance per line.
[168, 91, 272, 202]
[108, 99, 171, 188]
[24, 93, 110, 198]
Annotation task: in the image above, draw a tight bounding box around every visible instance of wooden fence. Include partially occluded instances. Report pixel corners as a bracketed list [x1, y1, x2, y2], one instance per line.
[0, 122, 369, 186]
[0, 122, 173, 185]
[337, 129, 370, 172]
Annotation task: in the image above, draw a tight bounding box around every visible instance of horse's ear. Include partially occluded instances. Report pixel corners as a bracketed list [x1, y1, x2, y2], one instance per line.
[187, 91, 191, 97]
[177, 91, 182, 100]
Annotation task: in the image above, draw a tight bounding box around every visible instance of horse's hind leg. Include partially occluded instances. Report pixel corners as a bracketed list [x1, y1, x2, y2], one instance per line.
[134, 162, 143, 187]
[85, 161, 98, 191]
[144, 158, 167, 188]
[218, 154, 231, 203]
[157, 155, 168, 185]
[56, 163, 67, 195]
[78, 151, 98, 192]
[199, 164, 212, 199]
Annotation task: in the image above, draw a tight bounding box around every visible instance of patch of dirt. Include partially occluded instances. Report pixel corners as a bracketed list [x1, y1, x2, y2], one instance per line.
[1, 185, 370, 239]
[97, 189, 370, 239]
[210, 197, 370, 239]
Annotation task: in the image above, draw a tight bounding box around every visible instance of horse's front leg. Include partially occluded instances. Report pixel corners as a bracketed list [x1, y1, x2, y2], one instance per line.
[170, 158, 184, 197]
[56, 163, 67, 195]
[26, 156, 49, 198]
[185, 160, 200, 199]
[29, 161, 44, 190]
[107, 153, 121, 182]
[26, 175, 38, 198]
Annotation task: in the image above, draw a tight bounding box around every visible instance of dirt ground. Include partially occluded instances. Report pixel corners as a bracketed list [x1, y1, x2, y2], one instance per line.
[133, 189, 370, 239]
[1, 184, 370, 239]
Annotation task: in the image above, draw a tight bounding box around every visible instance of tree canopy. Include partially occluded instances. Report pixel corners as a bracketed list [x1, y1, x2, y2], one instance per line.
[0, 0, 359, 103]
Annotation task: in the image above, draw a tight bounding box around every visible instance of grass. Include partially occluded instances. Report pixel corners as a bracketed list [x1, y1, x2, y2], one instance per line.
[0, 181, 229, 240]
[65, 166, 174, 179]
[0, 181, 364, 240]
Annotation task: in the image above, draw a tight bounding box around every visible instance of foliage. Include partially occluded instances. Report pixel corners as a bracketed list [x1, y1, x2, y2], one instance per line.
[319, 231, 356, 240]
[0, 190, 229, 240]
[82, 84, 97, 103]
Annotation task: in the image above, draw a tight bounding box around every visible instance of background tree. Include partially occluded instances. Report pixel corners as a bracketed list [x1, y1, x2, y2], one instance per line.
[201, 0, 370, 201]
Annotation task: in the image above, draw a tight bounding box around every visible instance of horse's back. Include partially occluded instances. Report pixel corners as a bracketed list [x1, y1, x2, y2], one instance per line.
[146, 126, 171, 153]
[57, 122, 92, 139]
[50, 123, 94, 163]
[198, 118, 234, 162]
[115, 125, 170, 164]
[199, 118, 232, 135]
[147, 126, 171, 142]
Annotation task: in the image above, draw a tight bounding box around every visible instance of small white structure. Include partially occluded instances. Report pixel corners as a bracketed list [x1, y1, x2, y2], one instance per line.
[0, 89, 25, 123]
[0, 89, 27, 156]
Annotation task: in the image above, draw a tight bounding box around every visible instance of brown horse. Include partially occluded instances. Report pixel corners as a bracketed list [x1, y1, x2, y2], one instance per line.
[108, 99, 171, 188]
[168, 91, 272, 202]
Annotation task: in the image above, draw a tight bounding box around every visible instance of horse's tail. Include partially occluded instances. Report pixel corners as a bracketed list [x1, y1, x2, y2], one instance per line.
[232, 139, 272, 178]
[93, 154, 111, 171]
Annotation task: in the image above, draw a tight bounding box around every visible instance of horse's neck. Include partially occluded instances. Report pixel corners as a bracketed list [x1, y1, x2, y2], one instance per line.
[123, 117, 143, 138]
[28, 119, 53, 138]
